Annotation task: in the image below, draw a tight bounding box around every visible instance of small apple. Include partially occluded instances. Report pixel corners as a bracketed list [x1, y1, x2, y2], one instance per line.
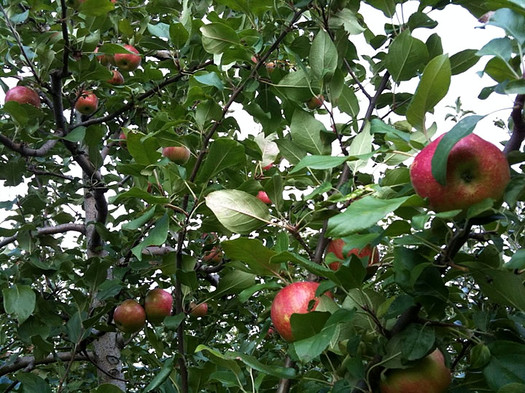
[410, 133, 510, 212]
[271, 281, 331, 342]
[189, 302, 208, 317]
[107, 69, 124, 85]
[162, 146, 190, 165]
[94, 46, 115, 66]
[262, 163, 273, 171]
[113, 299, 146, 333]
[75, 91, 98, 115]
[5, 86, 41, 108]
[307, 94, 324, 110]
[144, 288, 173, 324]
[326, 238, 380, 271]
[379, 349, 451, 393]
[256, 191, 271, 204]
[114, 44, 141, 72]
[118, 132, 127, 147]
[265, 61, 276, 73]
[203, 246, 223, 263]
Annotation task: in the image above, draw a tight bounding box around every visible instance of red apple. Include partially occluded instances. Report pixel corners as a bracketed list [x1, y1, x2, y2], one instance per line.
[307, 94, 324, 110]
[379, 349, 451, 393]
[326, 238, 380, 271]
[271, 281, 330, 342]
[94, 46, 115, 66]
[75, 91, 98, 115]
[113, 299, 146, 333]
[257, 190, 271, 204]
[107, 69, 124, 85]
[262, 163, 273, 171]
[144, 288, 173, 324]
[114, 44, 141, 72]
[189, 302, 208, 317]
[162, 146, 190, 165]
[410, 133, 510, 212]
[203, 246, 222, 263]
[5, 86, 41, 108]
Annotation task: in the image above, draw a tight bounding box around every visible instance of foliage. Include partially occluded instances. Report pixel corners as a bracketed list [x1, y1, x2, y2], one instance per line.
[0, 0, 524, 392]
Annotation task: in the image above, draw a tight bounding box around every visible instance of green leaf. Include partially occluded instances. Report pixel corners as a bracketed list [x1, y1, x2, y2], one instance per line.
[290, 155, 348, 174]
[505, 249, 525, 270]
[132, 214, 169, 260]
[200, 23, 240, 54]
[450, 49, 480, 75]
[290, 110, 329, 155]
[347, 122, 373, 172]
[143, 357, 175, 393]
[477, 37, 513, 61]
[386, 324, 435, 362]
[498, 384, 525, 393]
[484, 341, 525, 391]
[122, 207, 156, 231]
[127, 132, 161, 166]
[231, 352, 297, 379]
[327, 196, 411, 237]
[430, 115, 484, 185]
[91, 383, 124, 393]
[309, 29, 338, 79]
[3, 285, 36, 323]
[385, 30, 429, 82]
[148, 22, 171, 40]
[275, 139, 307, 165]
[488, 8, 525, 44]
[366, 0, 396, 17]
[17, 372, 52, 393]
[170, 23, 189, 47]
[406, 54, 451, 130]
[470, 266, 525, 311]
[205, 190, 270, 234]
[370, 118, 410, 142]
[194, 72, 224, 90]
[79, 0, 114, 16]
[221, 238, 279, 276]
[337, 84, 359, 117]
[196, 139, 245, 182]
[111, 188, 169, 205]
[214, 269, 256, 297]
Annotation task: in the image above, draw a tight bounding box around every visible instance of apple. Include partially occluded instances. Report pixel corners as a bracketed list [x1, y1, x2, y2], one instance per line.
[189, 302, 208, 317]
[262, 163, 273, 171]
[271, 281, 330, 342]
[113, 299, 146, 333]
[379, 349, 451, 393]
[162, 146, 190, 165]
[144, 288, 173, 324]
[257, 190, 271, 204]
[326, 238, 380, 271]
[75, 91, 98, 115]
[203, 246, 222, 263]
[5, 86, 41, 108]
[307, 94, 324, 110]
[94, 46, 115, 66]
[118, 132, 127, 147]
[265, 61, 276, 73]
[114, 44, 141, 72]
[107, 70, 124, 85]
[410, 133, 510, 212]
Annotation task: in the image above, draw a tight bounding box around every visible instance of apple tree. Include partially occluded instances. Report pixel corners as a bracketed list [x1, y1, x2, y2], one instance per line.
[0, 0, 525, 392]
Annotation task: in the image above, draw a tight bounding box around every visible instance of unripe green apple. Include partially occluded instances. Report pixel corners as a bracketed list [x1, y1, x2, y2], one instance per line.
[410, 133, 510, 212]
[380, 349, 451, 393]
[113, 299, 146, 333]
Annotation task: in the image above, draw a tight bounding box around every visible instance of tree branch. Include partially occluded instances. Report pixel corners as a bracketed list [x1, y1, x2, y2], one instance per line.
[0, 223, 86, 249]
[503, 89, 525, 155]
[0, 352, 92, 377]
[0, 134, 60, 157]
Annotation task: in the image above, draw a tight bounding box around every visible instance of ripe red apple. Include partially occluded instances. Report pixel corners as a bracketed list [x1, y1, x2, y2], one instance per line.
[5, 86, 41, 108]
[307, 94, 324, 110]
[271, 281, 330, 342]
[113, 299, 146, 333]
[162, 146, 190, 165]
[262, 163, 273, 171]
[94, 46, 115, 66]
[326, 238, 380, 271]
[257, 191, 271, 204]
[379, 349, 451, 393]
[189, 302, 208, 317]
[75, 91, 98, 115]
[114, 44, 141, 72]
[203, 246, 222, 263]
[410, 133, 510, 212]
[144, 288, 173, 324]
[107, 70, 124, 85]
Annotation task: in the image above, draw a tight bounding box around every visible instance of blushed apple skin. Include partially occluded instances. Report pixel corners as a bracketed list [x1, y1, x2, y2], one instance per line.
[5, 86, 41, 108]
[75, 91, 98, 115]
[410, 133, 510, 212]
[144, 288, 173, 324]
[257, 191, 271, 204]
[162, 146, 190, 165]
[113, 299, 146, 333]
[114, 44, 141, 72]
[326, 238, 379, 271]
[189, 302, 208, 317]
[271, 281, 325, 342]
[380, 349, 451, 393]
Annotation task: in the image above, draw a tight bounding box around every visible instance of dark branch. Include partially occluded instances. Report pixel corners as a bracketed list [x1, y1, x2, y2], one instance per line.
[0, 223, 86, 248]
[0, 352, 91, 377]
[504, 90, 525, 155]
